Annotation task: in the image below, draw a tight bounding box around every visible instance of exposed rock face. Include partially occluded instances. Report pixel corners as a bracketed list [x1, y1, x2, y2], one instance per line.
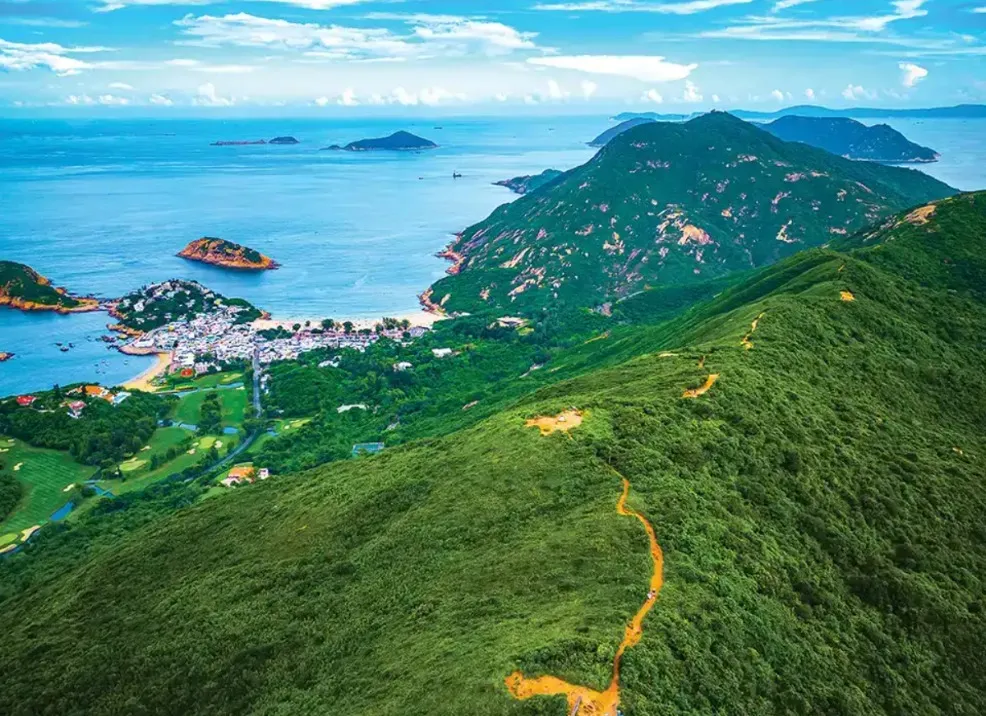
[0, 261, 99, 314]
[177, 238, 279, 271]
[0, 352, 13, 362]
[763, 116, 940, 163]
[322, 131, 437, 152]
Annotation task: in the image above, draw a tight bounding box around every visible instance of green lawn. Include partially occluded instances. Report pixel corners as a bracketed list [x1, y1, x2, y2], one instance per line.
[166, 371, 244, 392]
[172, 387, 248, 428]
[0, 436, 96, 534]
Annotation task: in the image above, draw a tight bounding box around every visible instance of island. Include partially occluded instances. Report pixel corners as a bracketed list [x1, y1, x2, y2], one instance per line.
[588, 117, 656, 147]
[0, 261, 99, 314]
[177, 238, 279, 271]
[269, 136, 300, 145]
[211, 140, 266, 146]
[0, 352, 13, 363]
[322, 131, 437, 152]
[762, 116, 940, 163]
[493, 169, 563, 195]
[110, 279, 264, 334]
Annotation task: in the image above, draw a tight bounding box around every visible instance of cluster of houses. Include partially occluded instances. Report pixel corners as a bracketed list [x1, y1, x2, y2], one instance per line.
[12, 385, 130, 419]
[221, 464, 270, 488]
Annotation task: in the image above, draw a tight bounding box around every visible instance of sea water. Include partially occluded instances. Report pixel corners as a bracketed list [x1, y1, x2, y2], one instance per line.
[1, 115, 984, 396]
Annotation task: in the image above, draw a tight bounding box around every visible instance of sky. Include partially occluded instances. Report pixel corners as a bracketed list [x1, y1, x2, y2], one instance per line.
[0, 0, 984, 113]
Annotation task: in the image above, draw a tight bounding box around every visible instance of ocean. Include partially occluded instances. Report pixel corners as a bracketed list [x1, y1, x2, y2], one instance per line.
[1, 115, 984, 396]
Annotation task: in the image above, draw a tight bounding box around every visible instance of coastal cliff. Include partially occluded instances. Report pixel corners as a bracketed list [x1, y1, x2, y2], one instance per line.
[0, 261, 99, 314]
[177, 238, 279, 271]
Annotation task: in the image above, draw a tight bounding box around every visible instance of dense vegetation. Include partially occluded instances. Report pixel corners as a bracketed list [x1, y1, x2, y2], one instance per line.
[764, 116, 939, 163]
[0, 260, 85, 310]
[494, 169, 564, 195]
[431, 112, 953, 315]
[0, 466, 22, 523]
[178, 237, 277, 269]
[112, 279, 262, 331]
[1, 193, 984, 714]
[198, 392, 222, 434]
[0, 389, 172, 468]
[588, 117, 656, 147]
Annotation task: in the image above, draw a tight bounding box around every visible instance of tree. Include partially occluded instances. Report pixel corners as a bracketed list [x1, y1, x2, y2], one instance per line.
[343, 321, 354, 334]
[322, 318, 335, 330]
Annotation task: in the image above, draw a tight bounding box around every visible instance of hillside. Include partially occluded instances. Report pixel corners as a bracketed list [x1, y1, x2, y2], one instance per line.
[111, 279, 262, 332]
[2, 193, 985, 715]
[323, 131, 437, 152]
[763, 116, 939, 163]
[177, 237, 279, 271]
[494, 169, 564, 195]
[428, 112, 954, 315]
[0, 261, 97, 313]
[588, 117, 655, 147]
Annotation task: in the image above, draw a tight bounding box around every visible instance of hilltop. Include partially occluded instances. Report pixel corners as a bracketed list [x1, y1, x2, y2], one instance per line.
[588, 117, 656, 147]
[615, 103, 986, 121]
[322, 131, 437, 152]
[428, 112, 953, 315]
[0, 261, 98, 314]
[110, 279, 262, 333]
[763, 116, 939, 163]
[178, 238, 279, 271]
[2, 193, 985, 714]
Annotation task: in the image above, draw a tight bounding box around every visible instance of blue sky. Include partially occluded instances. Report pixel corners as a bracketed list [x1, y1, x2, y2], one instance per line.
[0, 0, 983, 112]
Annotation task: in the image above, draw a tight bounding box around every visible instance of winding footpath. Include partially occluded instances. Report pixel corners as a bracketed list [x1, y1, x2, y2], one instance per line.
[505, 470, 664, 716]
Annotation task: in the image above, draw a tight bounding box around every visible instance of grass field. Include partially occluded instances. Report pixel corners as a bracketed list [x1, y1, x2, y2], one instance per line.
[172, 387, 248, 428]
[166, 371, 244, 392]
[0, 436, 96, 534]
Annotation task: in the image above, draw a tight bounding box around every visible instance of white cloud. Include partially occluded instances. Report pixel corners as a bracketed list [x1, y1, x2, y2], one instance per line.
[194, 82, 233, 106]
[527, 55, 696, 82]
[804, 87, 816, 100]
[149, 93, 174, 106]
[108, 82, 134, 90]
[711, 93, 721, 102]
[641, 88, 664, 103]
[495, 92, 509, 102]
[841, 83, 875, 100]
[97, 0, 374, 13]
[64, 94, 96, 105]
[770, 88, 784, 101]
[338, 87, 359, 106]
[534, 0, 753, 15]
[681, 80, 702, 102]
[973, 6, 986, 12]
[314, 96, 330, 106]
[898, 62, 927, 87]
[580, 80, 598, 99]
[771, 0, 817, 11]
[546, 79, 568, 100]
[0, 38, 109, 76]
[408, 16, 537, 54]
[3, 18, 89, 28]
[98, 94, 130, 105]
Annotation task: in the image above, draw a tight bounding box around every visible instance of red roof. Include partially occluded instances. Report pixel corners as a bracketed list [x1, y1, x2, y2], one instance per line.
[67, 401, 86, 411]
[16, 395, 36, 406]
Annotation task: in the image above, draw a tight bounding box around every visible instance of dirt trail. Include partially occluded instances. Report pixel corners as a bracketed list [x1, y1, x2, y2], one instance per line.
[741, 312, 765, 350]
[505, 474, 664, 716]
[682, 374, 719, 399]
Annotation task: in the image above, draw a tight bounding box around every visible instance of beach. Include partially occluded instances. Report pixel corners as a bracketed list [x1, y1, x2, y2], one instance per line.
[250, 309, 443, 333]
[121, 353, 171, 392]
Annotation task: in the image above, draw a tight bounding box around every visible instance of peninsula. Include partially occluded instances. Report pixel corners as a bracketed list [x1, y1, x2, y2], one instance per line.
[493, 169, 563, 195]
[0, 260, 99, 314]
[762, 116, 940, 163]
[110, 279, 263, 334]
[322, 131, 437, 152]
[178, 238, 279, 271]
[588, 117, 656, 147]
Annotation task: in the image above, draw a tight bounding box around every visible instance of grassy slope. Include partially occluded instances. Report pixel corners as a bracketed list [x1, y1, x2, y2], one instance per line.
[2, 195, 986, 714]
[431, 112, 953, 315]
[0, 260, 81, 308]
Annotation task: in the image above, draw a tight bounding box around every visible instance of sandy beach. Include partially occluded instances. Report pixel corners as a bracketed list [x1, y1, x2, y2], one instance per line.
[251, 309, 443, 332]
[121, 352, 171, 392]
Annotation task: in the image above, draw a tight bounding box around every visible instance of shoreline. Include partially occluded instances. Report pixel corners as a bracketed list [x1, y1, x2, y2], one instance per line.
[121, 352, 171, 392]
[251, 309, 444, 332]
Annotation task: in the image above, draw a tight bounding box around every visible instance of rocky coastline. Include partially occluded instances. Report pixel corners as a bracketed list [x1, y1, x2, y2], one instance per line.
[0, 352, 13, 363]
[177, 238, 279, 271]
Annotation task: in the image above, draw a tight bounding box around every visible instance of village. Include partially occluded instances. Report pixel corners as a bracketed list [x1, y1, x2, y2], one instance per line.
[119, 307, 432, 375]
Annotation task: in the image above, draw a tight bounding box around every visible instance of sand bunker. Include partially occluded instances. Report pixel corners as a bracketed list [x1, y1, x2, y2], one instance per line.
[62, 484, 76, 493]
[526, 410, 584, 436]
[20, 525, 40, 542]
[840, 290, 855, 302]
[682, 374, 719, 399]
[505, 475, 664, 716]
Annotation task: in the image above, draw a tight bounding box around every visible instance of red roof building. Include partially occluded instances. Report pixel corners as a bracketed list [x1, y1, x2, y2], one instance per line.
[16, 395, 37, 407]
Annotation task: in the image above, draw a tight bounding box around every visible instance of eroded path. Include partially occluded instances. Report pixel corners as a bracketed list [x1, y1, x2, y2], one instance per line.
[505, 471, 664, 716]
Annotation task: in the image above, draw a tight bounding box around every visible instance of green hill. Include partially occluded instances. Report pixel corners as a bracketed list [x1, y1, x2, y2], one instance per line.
[428, 112, 954, 315]
[0, 261, 92, 312]
[763, 116, 939, 163]
[2, 193, 985, 714]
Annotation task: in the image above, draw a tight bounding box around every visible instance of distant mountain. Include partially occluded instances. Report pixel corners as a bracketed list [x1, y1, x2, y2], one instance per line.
[588, 117, 656, 147]
[427, 112, 954, 315]
[493, 169, 564, 195]
[322, 131, 437, 152]
[616, 104, 986, 122]
[763, 116, 939, 163]
[269, 136, 299, 145]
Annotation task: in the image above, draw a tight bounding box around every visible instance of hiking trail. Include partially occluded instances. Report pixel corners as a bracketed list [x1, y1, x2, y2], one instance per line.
[682, 374, 719, 399]
[505, 471, 664, 716]
[741, 312, 765, 350]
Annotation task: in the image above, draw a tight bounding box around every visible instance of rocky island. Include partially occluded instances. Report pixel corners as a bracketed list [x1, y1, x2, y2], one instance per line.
[269, 136, 299, 145]
[493, 169, 563, 195]
[0, 352, 13, 362]
[0, 261, 99, 314]
[322, 131, 437, 152]
[762, 116, 940, 163]
[588, 117, 656, 147]
[211, 139, 267, 146]
[177, 238, 279, 271]
[110, 279, 263, 334]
